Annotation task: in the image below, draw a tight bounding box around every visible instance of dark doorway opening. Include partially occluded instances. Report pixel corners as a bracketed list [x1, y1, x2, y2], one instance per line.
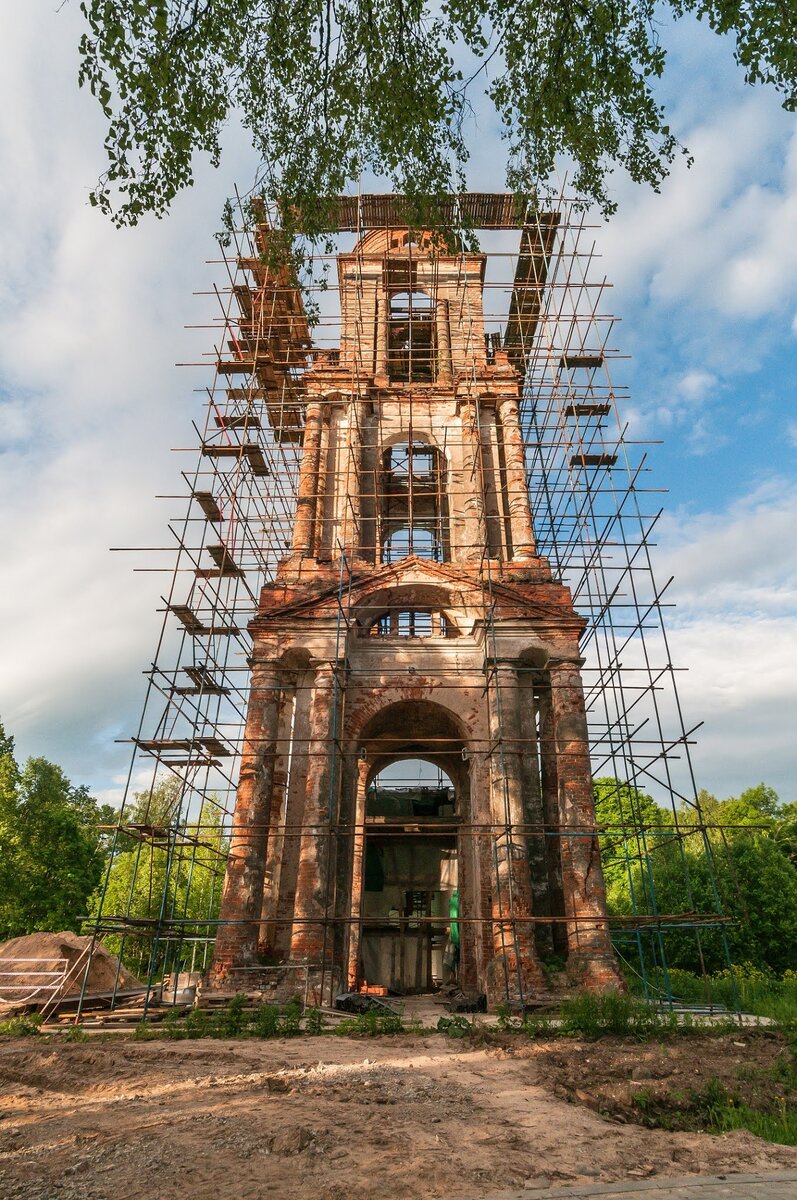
[361, 759, 458, 994]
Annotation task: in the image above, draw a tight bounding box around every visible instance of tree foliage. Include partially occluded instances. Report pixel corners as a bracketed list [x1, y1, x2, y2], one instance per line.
[598, 777, 797, 975]
[627, 832, 797, 974]
[593, 776, 671, 896]
[0, 720, 112, 941]
[77, 0, 797, 233]
[91, 778, 227, 975]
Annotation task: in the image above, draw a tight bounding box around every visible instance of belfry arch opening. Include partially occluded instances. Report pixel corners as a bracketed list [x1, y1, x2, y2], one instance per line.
[352, 701, 468, 995]
[379, 440, 449, 564]
[387, 290, 436, 383]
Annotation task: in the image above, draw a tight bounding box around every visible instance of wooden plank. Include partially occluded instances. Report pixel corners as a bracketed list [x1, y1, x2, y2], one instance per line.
[570, 453, 618, 468]
[216, 359, 255, 374]
[201, 443, 245, 458]
[245, 446, 269, 477]
[564, 403, 611, 418]
[200, 737, 232, 758]
[502, 216, 561, 374]
[561, 354, 604, 370]
[193, 490, 223, 522]
[170, 605, 206, 634]
[201, 544, 245, 577]
[313, 193, 542, 231]
[214, 414, 261, 430]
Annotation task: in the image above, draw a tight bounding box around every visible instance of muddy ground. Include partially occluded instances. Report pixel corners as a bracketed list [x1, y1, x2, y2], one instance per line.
[1, 1031, 796, 1200]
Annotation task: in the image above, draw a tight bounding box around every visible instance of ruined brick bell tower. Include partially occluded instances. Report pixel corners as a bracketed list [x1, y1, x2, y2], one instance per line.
[208, 219, 623, 1005]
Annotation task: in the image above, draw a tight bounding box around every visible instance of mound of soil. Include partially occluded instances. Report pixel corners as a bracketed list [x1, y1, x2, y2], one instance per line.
[0, 932, 141, 1008]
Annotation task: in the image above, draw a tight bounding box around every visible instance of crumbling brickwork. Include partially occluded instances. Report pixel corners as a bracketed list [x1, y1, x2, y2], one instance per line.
[207, 226, 623, 1004]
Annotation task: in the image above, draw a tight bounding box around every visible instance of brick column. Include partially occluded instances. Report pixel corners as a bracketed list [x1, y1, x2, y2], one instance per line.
[536, 682, 568, 958]
[291, 399, 324, 556]
[346, 756, 370, 988]
[290, 662, 337, 961]
[209, 664, 285, 982]
[548, 659, 624, 989]
[486, 664, 546, 1000]
[339, 396, 368, 563]
[436, 297, 453, 383]
[272, 668, 313, 958]
[375, 292, 389, 381]
[497, 392, 536, 558]
[258, 677, 297, 954]
[459, 398, 488, 564]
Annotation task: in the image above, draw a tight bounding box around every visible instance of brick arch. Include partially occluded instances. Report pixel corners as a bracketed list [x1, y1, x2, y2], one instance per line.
[379, 428, 447, 457]
[355, 697, 470, 794]
[351, 581, 476, 634]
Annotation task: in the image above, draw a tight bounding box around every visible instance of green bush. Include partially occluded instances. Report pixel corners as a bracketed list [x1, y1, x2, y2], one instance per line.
[0, 1013, 43, 1037]
[304, 1006, 324, 1035]
[436, 1014, 473, 1038]
[560, 990, 680, 1039]
[334, 1009, 406, 1036]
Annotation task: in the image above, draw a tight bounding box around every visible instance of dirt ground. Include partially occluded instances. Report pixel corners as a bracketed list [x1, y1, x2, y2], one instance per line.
[1, 1032, 796, 1200]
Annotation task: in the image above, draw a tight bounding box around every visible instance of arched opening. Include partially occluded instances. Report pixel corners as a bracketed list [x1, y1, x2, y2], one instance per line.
[379, 440, 449, 564]
[369, 609, 455, 637]
[361, 758, 458, 995]
[382, 524, 440, 563]
[352, 701, 468, 995]
[388, 290, 437, 383]
[354, 582, 469, 639]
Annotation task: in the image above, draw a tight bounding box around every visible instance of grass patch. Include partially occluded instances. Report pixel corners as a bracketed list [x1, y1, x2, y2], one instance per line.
[133, 997, 414, 1040]
[629, 1024, 797, 1146]
[627, 964, 797, 1023]
[633, 1074, 797, 1145]
[334, 1010, 409, 1036]
[136, 995, 312, 1041]
[0, 1013, 43, 1037]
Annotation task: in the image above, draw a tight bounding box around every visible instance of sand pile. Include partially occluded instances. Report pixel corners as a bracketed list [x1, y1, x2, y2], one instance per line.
[0, 931, 141, 1008]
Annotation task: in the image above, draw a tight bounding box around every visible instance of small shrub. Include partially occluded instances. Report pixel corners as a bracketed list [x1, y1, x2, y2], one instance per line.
[0, 1014, 43, 1038]
[520, 1011, 554, 1037]
[541, 954, 567, 978]
[280, 998, 302, 1037]
[304, 1007, 324, 1035]
[560, 990, 679, 1039]
[251, 1003, 280, 1038]
[183, 1007, 211, 1038]
[437, 1014, 473, 1039]
[63, 1023, 89, 1042]
[220, 993, 247, 1037]
[161, 1009, 188, 1040]
[495, 1003, 518, 1031]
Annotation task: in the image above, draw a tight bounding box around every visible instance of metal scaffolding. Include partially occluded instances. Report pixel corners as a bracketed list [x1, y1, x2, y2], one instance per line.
[78, 188, 732, 1020]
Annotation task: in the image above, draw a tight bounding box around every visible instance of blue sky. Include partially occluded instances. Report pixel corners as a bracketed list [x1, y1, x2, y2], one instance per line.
[0, 3, 795, 803]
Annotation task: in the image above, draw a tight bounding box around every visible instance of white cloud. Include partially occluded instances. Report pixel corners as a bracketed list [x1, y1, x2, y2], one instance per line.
[650, 481, 797, 797]
[678, 370, 717, 401]
[658, 479, 797, 610]
[0, 4, 255, 793]
[598, 91, 797, 390]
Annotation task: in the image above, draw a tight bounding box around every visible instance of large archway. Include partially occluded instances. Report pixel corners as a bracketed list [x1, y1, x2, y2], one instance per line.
[348, 700, 470, 994]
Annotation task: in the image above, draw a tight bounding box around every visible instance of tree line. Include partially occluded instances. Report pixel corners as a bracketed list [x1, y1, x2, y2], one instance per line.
[0, 720, 224, 976]
[594, 777, 797, 976]
[1, 719, 795, 979]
